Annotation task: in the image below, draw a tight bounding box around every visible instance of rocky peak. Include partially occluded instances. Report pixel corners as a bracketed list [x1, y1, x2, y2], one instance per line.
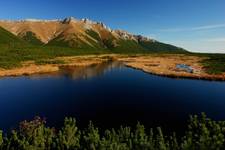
[114, 30, 137, 41]
[0, 17, 157, 46]
[96, 22, 112, 32]
[81, 18, 96, 24]
[62, 17, 77, 24]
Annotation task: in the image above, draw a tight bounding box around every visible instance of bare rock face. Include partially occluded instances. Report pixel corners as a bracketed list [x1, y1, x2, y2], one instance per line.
[114, 30, 138, 41]
[81, 18, 97, 30]
[95, 22, 111, 32]
[81, 18, 96, 24]
[113, 30, 155, 43]
[62, 17, 78, 24]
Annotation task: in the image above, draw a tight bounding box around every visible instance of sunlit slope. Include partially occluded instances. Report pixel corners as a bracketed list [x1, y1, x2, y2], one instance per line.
[0, 18, 187, 53]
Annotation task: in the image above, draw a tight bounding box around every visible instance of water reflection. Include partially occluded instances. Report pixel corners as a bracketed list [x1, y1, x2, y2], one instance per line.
[58, 61, 124, 80]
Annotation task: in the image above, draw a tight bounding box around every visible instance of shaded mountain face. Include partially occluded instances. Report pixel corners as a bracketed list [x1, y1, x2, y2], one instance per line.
[0, 17, 186, 52]
[0, 27, 27, 47]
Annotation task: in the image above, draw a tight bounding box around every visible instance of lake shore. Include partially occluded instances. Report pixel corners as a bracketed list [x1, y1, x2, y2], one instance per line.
[118, 54, 225, 81]
[0, 55, 111, 77]
[0, 54, 224, 81]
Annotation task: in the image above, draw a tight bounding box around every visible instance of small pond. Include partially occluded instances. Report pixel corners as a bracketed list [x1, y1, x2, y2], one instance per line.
[176, 64, 194, 73]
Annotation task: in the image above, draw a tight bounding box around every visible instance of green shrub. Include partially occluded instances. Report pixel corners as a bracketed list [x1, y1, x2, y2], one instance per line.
[0, 113, 225, 149]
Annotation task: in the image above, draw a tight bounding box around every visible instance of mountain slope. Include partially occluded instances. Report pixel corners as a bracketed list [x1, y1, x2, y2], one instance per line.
[0, 17, 187, 53]
[0, 26, 27, 47]
[0, 20, 61, 44]
[139, 40, 185, 53]
[19, 31, 44, 45]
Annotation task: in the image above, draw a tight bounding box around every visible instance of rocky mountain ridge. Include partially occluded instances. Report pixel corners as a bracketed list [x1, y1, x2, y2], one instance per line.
[0, 17, 185, 52]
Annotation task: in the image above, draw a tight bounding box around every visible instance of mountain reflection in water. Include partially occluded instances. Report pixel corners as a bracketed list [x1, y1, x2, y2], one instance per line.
[59, 61, 124, 80]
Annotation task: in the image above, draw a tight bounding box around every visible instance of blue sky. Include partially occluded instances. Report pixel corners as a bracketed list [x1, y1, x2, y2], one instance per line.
[0, 0, 224, 53]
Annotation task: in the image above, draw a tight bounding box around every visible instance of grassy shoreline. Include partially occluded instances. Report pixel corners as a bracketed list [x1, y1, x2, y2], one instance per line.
[0, 55, 112, 77]
[119, 54, 225, 81]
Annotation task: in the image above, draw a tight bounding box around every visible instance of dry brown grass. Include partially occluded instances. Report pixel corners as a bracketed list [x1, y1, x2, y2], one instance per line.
[118, 54, 225, 81]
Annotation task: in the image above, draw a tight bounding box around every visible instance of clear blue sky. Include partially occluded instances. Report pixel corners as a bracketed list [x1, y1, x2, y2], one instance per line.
[0, 0, 224, 53]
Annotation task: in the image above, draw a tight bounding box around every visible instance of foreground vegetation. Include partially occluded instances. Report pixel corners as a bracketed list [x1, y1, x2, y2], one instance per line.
[0, 113, 225, 150]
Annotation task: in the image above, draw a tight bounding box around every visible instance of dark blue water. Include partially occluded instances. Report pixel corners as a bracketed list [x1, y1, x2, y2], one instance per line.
[0, 61, 225, 133]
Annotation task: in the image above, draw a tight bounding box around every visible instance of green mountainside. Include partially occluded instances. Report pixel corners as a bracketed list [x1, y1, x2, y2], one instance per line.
[19, 31, 44, 45]
[0, 27, 27, 47]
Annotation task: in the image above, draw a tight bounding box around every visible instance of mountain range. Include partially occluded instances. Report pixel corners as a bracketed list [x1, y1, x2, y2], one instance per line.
[0, 17, 186, 53]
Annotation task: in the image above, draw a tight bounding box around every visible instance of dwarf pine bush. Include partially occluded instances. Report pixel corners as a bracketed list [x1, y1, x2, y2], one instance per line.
[0, 113, 225, 150]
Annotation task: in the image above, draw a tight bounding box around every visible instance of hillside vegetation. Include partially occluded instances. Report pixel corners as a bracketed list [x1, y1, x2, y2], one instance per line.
[0, 27, 27, 46]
